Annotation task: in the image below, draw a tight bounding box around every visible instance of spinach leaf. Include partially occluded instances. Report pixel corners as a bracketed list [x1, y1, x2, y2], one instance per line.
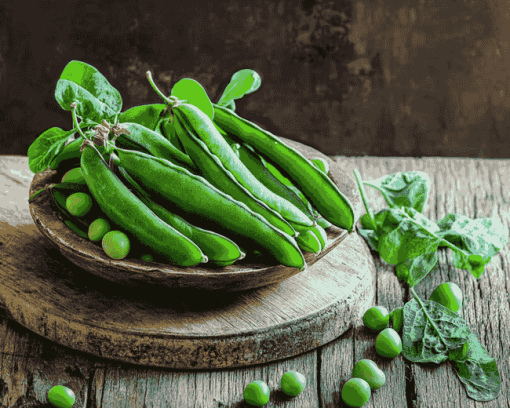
[117, 104, 168, 131]
[403, 298, 471, 364]
[360, 213, 375, 230]
[171, 78, 214, 120]
[436, 214, 508, 278]
[451, 333, 501, 401]
[28, 127, 78, 173]
[357, 228, 379, 251]
[364, 171, 431, 213]
[217, 69, 261, 108]
[55, 60, 122, 123]
[395, 248, 438, 287]
[375, 207, 441, 265]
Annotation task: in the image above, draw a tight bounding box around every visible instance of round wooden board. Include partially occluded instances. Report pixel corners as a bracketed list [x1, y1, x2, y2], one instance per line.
[0, 147, 376, 370]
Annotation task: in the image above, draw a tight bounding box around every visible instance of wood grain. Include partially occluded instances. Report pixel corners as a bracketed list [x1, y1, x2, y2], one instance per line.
[28, 137, 362, 292]
[1, 156, 509, 407]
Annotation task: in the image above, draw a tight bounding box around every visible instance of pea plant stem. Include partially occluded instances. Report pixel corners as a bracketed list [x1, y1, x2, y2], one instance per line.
[70, 103, 87, 139]
[146, 71, 174, 107]
[353, 169, 377, 233]
[409, 287, 449, 348]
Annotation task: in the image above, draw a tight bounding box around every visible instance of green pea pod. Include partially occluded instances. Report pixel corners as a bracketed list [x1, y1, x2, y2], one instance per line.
[81, 144, 207, 267]
[50, 136, 106, 171]
[296, 229, 321, 254]
[64, 219, 89, 239]
[236, 142, 316, 223]
[174, 103, 314, 230]
[115, 122, 197, 173]
[115, 147, 305, 270]
[257, 153, 316, 219]
[311, 158, 329, 174]
[317, 216, 332, 229]
[293, 223, 327, 251]
[172, 114, 298, 238]
[213, 104, 355, 231]
[313, 224, 328, 250]
[117, 165, 246, 266]
[160, 118, 187, 153]
[213, 122, 239, 147]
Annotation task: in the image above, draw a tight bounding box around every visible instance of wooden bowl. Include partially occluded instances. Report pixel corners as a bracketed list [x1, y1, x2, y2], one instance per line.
[28, 137, 361, 291]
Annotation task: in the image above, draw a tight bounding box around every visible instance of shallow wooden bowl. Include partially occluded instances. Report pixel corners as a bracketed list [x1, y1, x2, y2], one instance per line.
[28, 137, 361, 291]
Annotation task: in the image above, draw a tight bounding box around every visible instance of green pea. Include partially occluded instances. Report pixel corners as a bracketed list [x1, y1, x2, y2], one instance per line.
[88, 218, 111, 242]
[362, 306, 389, 331]
[376, 328, 402, 358]
[280, 370, 306, 397]
[352, 359, 386, 390]
[102, 231, 130, 260]
[243, 380, 270, 406]
[341, 378, 371, 407]
[390, 307, 404, 332]
[66, 192, 92, 217]
[429, 282, 463, 313]
[47, 385, 76, 408]
[61, 167, 86, 184]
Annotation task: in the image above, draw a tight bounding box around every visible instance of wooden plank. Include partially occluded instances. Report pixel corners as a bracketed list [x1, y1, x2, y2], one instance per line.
[337, 157, 510, 407]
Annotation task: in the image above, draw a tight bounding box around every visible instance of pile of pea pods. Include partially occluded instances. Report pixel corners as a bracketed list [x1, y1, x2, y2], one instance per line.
[30, 61, 357, 269]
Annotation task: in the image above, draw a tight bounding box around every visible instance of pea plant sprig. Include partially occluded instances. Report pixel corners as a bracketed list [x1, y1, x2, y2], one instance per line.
[353, 169, 505, 402]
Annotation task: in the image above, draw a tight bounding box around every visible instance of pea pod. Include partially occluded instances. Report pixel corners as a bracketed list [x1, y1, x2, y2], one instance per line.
[173, 103, 314, 230]
[80, 143, 207, 267]
[233, 142, 316, 222]
[317, 216, 332, 229]
[116, 165, 245, 266]
[114, 147, 305, 270]
[213, 104, 355, 231]
[293, 223, 327, 252]
[295, 230, 321, 254]
[160, 119, 187, 153]
[50, 136, 106, 171]
[172, 114, 298, 238]
[115, 122, 197, 173]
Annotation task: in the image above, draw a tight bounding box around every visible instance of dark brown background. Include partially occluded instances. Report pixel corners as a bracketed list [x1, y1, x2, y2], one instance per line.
[2, 0, 510, 158]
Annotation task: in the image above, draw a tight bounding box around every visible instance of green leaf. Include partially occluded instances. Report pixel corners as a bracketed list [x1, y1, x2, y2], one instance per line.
[117, 104, 168, 131]
[225, 100, 236, 111]
[27, 127, 78, 174]
[360, 213, 375, 230]
[55, 60, 122, 123]
[171, 78, 214, 120]
[451, 333, 501, 401]
[437, 214, 508, 278]
[375, 207, 441, 265]
[364, 171, 431, 213]
[403, 298, 471, 364]
[217, 69, 261, 107]
[357, 228, 379, 251]
[396, 248, 438, 287]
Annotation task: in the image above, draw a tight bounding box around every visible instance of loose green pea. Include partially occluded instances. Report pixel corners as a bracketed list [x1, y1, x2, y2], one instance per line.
[390, 307, 404, 332]
[47, 385, 76, 408]
[61, 167, 86, 184]
[352, 359, 386, 390]
[244, 380, 270, 406]
[102, 231, 130, 260]
[88, 218, 111, 242]
[341, 378, 371, 407]
[376, 328, 402, 358]
[66, 192, 92, 217]
[429, 282, 463, 313]
[141, 254, 154, 262]
[363, 306, 389, 331]
[281, 370, 306, 397]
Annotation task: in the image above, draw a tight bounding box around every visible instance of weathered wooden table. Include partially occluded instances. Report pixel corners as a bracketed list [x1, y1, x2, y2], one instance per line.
[0, 156, 508, 407]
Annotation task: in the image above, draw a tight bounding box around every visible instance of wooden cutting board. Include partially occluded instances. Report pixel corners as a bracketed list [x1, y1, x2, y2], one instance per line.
[0, 150, 376, 370]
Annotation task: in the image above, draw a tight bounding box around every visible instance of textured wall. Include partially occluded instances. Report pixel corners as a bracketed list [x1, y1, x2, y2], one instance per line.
[1, 0, 510, 158]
